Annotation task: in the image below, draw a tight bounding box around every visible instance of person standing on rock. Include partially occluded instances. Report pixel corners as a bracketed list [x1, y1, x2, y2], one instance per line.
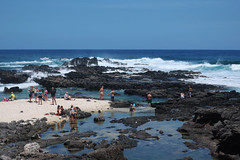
[50, 87, 57, 105]
[147, 92, 153, 106]
[188, 86, 192, 98]
[107, 89, 115, 101]
[99, 86, 104, 100]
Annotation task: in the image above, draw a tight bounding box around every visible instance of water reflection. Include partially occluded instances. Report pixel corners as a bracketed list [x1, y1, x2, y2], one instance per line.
[69, 119, 78, 132]
[57, 121, 66, 131]
[42, 110, 212, 160]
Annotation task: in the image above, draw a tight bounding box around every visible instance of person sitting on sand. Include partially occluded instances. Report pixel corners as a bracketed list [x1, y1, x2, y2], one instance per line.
[107, 89, 115, 101]
[60, 106, 65, 115]
[64, 92, 72, 100]
[8, 92, 15, 101]
[56, 105, 60, 116]
[99, 86, 104, 100]
[2, 97, 8, 102]
[147, 92, 153, 106]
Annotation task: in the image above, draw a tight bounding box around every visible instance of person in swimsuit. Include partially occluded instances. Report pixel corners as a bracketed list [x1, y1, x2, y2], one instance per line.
[107, 89, 115, 101]
[60, 106, 65, 115]
[38, 89, 43, 105]
[56, 105, 60, 115]
[44, 88, 48, 101]
[99, 86, 104, 100]
[188, 86, 192, 98]
[50, 87, 57, 105]
[34, 87, 38, 103]
[28, 86, 34, 102]
[2, 97, 8, 102]
[147, 92, 153, 106]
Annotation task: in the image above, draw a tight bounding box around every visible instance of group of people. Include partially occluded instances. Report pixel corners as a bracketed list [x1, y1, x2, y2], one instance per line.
[1, 92, 16, 102]
[180, 86, 193, 99]
[28, 86, 57, 105]
[99, 86, 116, 101]
[56, 105, 66, 116]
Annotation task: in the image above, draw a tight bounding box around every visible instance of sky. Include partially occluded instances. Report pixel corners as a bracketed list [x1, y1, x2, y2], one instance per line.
[0, 0, 240, 50]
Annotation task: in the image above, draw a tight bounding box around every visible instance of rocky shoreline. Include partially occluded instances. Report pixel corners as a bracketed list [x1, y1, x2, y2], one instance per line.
[1, 57, 240, 159]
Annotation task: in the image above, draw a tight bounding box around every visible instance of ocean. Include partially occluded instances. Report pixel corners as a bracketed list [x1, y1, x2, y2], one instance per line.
[0, 49, 240, 97]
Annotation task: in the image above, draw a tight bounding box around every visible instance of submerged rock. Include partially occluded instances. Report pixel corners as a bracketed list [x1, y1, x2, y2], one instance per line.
[114, 135, 138, 149]
[94, 116, 105, 122]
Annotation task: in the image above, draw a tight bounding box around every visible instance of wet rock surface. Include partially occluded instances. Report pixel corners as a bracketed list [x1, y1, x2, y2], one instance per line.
[0, 118, 48, 144]
[17, 145, 126, 160]
[178, 105, 240, 160]
[111, 116, 152, 128]
[65, 108, 92, 119]
[129, 130, 159, 140]
[0, 124, 127, 160]
[113, 135, 138, 149]
[63, 57, 98, 67]
[152, 90, 240, 121]
[0, 69, 29, 84]
[32, 58, 219, 99]
[94, 116, 105, 122]
[3, 87, 22, 93]
[22, 65, 60, 73]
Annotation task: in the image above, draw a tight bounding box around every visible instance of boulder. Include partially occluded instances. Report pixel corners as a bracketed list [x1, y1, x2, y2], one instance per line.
[87, 145, 127, 160]
[0, 69, 29, 84]
[64, 57, 98, 67]
[23, 142, 41, 153]
[94, 116, 105, 122]
[3, 87, 22, 93]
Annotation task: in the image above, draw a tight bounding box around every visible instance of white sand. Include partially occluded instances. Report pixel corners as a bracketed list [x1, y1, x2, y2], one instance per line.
[0, 98, 111, 123]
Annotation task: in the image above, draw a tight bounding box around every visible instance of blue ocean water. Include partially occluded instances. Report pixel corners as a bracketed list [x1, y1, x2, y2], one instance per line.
[0, 49, 240, 95]
[0, 49, 240, 63]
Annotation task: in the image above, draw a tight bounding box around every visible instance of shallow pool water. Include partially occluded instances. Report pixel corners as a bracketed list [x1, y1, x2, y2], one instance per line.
[41, 107, 213, 160]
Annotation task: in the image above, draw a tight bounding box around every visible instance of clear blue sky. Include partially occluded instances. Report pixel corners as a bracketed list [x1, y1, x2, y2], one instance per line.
[0, 0, 239, 49]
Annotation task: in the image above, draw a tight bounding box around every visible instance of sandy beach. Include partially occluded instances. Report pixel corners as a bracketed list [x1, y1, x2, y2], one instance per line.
[0, 98, 111, 123]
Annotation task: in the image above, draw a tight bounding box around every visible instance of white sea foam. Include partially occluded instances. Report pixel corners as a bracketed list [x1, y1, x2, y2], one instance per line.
[1, 56, 240, 92]
[98, 57, 225, 72]
[98, 57, 240, 91]
[230, 64, 240, 71]
[0, 81, 38, 92]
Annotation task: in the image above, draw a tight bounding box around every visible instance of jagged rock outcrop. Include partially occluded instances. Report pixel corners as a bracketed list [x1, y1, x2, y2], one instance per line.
[3, 87, 22, 93]
[22, 65, 60, 73]
[0, 69, 29, 84]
